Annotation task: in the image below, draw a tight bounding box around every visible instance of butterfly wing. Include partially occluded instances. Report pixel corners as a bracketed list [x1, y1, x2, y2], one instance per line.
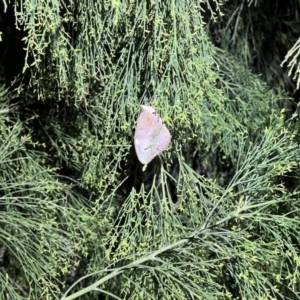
[134, 105, 171, 164]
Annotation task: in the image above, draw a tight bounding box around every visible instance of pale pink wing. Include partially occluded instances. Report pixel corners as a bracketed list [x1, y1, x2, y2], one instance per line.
[134, 105, 171, 164]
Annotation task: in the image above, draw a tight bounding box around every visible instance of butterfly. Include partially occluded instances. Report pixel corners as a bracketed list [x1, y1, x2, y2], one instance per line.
[134, 105, 171, 164]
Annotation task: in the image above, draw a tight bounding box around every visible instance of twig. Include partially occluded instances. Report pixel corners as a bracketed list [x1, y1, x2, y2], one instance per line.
[231, 0, 245, 44]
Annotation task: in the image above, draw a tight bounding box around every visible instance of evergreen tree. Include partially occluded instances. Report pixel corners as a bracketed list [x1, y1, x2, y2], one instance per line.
[0, 0, 299, 299]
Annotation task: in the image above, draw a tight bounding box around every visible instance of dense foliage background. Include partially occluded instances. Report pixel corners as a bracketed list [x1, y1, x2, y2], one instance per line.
[0, 0, 300, 299]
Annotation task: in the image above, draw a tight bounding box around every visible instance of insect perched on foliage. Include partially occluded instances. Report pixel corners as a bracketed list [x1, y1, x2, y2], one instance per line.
[134, 105, 171, 164]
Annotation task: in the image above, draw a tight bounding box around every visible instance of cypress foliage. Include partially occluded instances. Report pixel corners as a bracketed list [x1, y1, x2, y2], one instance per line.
[0, 0, 299, 299]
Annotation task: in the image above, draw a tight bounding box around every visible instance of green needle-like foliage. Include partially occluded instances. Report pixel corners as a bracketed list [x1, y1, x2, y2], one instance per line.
[207, 0, 300, 93]
[0, 0, 299, 299]
[0, 87, 102, 299]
